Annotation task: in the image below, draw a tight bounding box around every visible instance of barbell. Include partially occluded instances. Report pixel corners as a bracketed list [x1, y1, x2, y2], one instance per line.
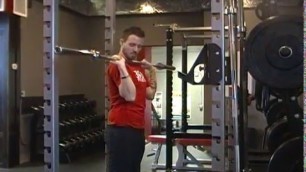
[55, 46, 176, 71]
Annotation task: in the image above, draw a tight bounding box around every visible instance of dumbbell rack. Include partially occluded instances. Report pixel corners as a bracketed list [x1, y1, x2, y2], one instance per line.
[30, 97, 104, 163]
[43, 1, 114, 171]
[58, 99, 104, 163]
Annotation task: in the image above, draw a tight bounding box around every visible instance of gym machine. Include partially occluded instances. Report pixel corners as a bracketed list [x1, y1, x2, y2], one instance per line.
[149, 0, 246, 171]
[43, 1, 175, 171]
[43, 1, 110, 171]
[43, 1, 59, 171]
[245, 0, 303, 170]
[42, 1, 303, 172]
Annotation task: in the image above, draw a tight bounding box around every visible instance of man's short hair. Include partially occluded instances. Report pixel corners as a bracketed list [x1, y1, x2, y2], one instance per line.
[121, 26, 145, 41]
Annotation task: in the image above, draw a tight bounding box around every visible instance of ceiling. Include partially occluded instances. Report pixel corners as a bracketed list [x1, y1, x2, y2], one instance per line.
[58, 0, 261, 16]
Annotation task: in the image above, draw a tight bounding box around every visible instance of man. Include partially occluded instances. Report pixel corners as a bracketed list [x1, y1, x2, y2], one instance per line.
[105, 26, 157, 172]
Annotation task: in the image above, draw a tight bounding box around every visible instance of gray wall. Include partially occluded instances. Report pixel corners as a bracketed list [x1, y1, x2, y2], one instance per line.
[20, 1, 106, 116]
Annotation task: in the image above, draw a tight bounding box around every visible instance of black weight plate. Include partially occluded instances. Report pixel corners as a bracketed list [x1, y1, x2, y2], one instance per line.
[270, 87, 303, 99]
[265, 101, 286, 126]
[268, 137, 303, 172]
[265, 100, 303, 126]
[263, 99, 279, 114]
[245, 16, 303, 89]
[265, 117, 302, 152]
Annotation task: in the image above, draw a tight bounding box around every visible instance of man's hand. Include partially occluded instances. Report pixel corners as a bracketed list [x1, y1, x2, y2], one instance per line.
[110, 55, 126, 67]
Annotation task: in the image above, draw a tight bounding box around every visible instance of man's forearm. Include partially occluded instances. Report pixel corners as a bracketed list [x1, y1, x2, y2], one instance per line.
[149, 67, 157, 89]
[118, 65, 136, 101]
[146, 67, 157, 100]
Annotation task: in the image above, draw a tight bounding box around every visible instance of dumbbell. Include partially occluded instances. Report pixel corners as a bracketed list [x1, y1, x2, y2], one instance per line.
[60, 120, 73, 133]
[88, 130, 101, 143]
[59, 138, 75, 152]
[87, 100, 96, 109]
[72, 116, 88, 131]
[95, 129, 104, 142]
[90, 115, 103, 128]
[83, 131, 96, 144]
[67, 136, 83, 150]
[59, 104, 66, 120]
[70, 117, 86, 133]
[31, 106, 44, 113]
[67, 101, 81, 116]
[78, 133, 91, 146]
[63, 119, 82, 136]
[59, 121, 71, 139]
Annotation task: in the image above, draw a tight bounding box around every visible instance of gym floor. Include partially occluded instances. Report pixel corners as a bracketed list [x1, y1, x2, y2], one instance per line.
[0, 143, 268, 172]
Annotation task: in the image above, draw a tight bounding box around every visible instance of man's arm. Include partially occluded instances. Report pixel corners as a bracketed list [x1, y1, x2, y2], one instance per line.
[111, 55, 136, 101]
[145, 67, 157, 100]
[118, 65, 136, 101]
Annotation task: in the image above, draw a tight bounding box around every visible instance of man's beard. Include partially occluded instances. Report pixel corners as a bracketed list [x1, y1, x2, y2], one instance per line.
[126, 53, 137, 61]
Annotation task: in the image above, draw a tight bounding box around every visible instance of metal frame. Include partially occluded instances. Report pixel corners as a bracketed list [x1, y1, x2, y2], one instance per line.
[43, 1, 59, 172]
[210, 0, 226, 171]
[43, 0, 116, 171]
[41, 0, 246, 171]
[163, 0, 239, 171]
[304, 1, 306, 171]
[236, 0, 249, 170]
[165, 28, 174, 171]
[104, 0, 116, 171]
[226, 0, 240, 171]
[180, 37, 188, 133]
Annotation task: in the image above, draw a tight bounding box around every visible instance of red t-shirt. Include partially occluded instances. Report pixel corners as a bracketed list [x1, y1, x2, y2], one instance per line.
[107, 63, 150, 129]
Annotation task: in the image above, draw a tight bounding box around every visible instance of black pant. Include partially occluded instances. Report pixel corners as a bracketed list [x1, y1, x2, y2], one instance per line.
[105, 125, 145, 172]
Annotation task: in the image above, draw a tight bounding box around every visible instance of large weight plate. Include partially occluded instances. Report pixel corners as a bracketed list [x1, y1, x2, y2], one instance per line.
[265, 101, 285, 126]
[268, 137, 303, 172]
[263, 99, 279, 114]
[245, 16, 303, 89]
[265, 100, 303, 126]
[270, 87, 303, 98]
[265, 117, 302, 152]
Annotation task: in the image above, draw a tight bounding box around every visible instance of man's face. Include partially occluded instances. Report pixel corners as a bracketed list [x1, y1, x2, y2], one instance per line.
[121, 34, 144, 61]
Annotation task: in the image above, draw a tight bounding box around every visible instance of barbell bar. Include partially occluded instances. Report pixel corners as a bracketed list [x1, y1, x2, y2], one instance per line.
[55, 46, 176, 71]
[153, 23, 239, 32]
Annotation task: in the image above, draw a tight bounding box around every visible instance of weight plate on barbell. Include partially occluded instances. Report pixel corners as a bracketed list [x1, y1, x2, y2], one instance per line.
[245, 16, 303, 89]
[267, 137, 303, 172]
